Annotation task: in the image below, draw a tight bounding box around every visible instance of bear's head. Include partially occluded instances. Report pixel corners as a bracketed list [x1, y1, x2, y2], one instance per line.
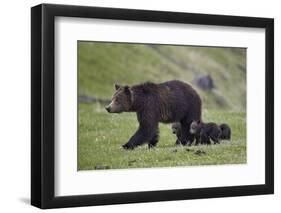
[105, 84, 132, 113]
[171, 123, 181, 134]
[190, 120, 201, 134]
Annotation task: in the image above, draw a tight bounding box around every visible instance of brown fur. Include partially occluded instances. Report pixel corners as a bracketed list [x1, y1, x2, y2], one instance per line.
[106, 80, 202, 149]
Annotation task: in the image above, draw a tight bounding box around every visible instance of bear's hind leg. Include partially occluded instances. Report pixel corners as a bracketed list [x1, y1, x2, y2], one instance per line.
[195, 135, 200, 145]
[180, 120, 193, 146]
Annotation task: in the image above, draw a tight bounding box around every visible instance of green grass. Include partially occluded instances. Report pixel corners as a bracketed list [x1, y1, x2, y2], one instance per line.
[78, 103, 246, 170]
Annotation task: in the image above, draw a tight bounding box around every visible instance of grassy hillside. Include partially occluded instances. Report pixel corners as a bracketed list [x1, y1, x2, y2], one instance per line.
[78, 42, 246, 111]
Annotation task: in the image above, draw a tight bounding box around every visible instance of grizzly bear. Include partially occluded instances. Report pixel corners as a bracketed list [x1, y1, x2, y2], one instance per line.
[219, 123, 231, 140]
[190, 120, 222, 145]
[105, 80, 202, 149]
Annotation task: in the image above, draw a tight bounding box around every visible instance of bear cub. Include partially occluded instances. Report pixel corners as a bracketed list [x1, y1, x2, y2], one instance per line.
[219, 123, 231, 140]
[190, 120, 222, 145]
[171, 123, 184, 145]
[172, 122, 231, 145]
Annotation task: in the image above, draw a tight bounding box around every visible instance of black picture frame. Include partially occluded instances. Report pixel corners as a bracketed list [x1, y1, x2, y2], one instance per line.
[31, 3, 274, 209]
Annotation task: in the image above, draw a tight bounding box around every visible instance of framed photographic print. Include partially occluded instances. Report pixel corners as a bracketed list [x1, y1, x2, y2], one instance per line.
[31, 3, 274, 209]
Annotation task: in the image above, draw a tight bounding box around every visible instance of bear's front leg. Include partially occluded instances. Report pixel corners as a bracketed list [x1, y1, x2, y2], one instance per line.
[123, 125, 158, 150]
[148, 127, 159, 149]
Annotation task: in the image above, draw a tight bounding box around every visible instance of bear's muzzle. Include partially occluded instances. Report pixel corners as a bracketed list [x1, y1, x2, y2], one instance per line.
[105, 105, 111, 112]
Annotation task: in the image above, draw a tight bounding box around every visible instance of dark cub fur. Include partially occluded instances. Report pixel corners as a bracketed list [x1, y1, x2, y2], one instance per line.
[219, 123, 231, 140]
[171, 123, 183, 145]
[190, 120, 222, 145]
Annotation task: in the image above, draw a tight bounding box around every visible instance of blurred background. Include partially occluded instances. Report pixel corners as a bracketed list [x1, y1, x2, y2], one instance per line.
[78, 42, 246, 111]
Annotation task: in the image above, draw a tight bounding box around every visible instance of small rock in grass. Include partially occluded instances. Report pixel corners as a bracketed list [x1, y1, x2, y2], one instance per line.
[194, 74, 215, 91]
[194, 150, 206, 156]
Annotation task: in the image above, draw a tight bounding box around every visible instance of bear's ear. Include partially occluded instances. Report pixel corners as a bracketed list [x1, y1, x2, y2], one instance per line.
[114, 84, 121, 90]
[124, 86, 131, 95]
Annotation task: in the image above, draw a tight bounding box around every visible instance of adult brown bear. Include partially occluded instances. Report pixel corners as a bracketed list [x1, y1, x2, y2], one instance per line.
[105, 80, 202, 149]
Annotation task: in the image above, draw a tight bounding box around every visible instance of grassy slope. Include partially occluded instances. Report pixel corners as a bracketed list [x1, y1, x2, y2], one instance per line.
[78, 103, 246, 170]
[78, 42, 246, 111]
